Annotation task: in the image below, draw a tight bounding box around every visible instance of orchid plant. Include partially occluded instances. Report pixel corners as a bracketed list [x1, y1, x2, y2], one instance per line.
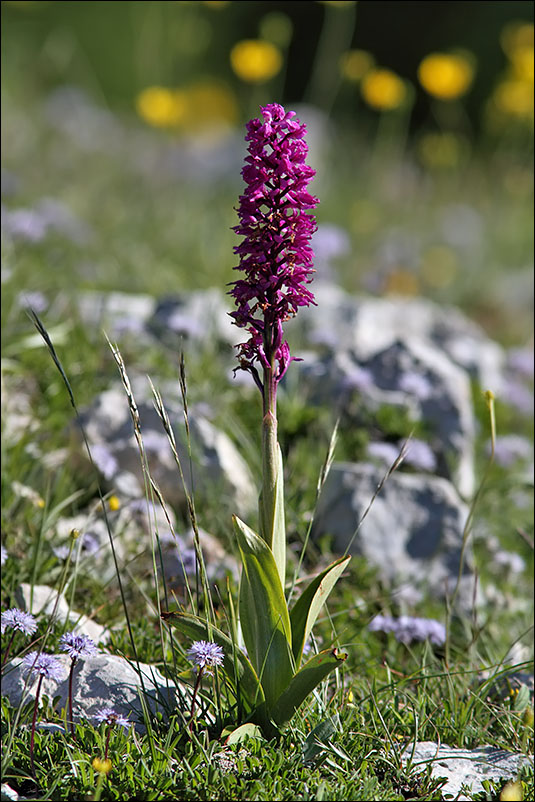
[162, 104, 350, 738]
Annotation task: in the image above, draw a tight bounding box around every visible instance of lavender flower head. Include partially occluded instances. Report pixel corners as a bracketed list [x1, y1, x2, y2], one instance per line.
[22, 651, 66, 682]
[369, 614, 446, 646]
[187, 640, 224, 674]
[59, 631, 98, 660]
[229, 103, 318, 395]
[1, 608, 38, 637]
[94, 707, 131, 730]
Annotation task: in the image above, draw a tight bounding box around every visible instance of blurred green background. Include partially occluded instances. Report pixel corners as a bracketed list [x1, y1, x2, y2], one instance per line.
[1, 0, 533, 344]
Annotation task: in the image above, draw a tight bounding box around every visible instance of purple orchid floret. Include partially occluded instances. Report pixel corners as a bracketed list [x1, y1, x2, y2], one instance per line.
[229, 103, 319, 394]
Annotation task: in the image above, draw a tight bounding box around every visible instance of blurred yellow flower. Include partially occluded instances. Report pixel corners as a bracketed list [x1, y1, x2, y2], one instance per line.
[108, 495, 121, 511]
[360, 68, 406, 110]
[418, 52, 474, 100]
[510, 45, 534, 83]
[136, 83, 237, 132]
[500, 21, 534, 58]
[492, 79, 534, 119]
[384, 269, 420, 296]
[499, 780, 524, 802]
[92, 757, 112, 775]
[420, 245, 459, 288]
[259, 11, 293, 48]
[417, 131, 467, 169]
[136, 87, 188, 128]
[230, 40, 283, 83]
[339, 49, 374, 82]
[184, 82, 238, 130]
[319, 1, 357, 6]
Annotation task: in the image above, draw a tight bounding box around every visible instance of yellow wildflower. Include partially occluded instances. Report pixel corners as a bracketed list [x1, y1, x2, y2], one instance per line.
[417, 132, 467, 170]
[339, 49, 374, 82]
[230, 40, 283, 83]
[418, 52, 474, 100]
[384, 270, 420, 296]
[500, 21, 534, 59]
[92, 757, 112, 774]
[108, 495, 121, 511]
[135, 87, 188, 128]
[360, 68, 406, 110]
[499, 780, 524, 801]
[492, 79, 534, 119]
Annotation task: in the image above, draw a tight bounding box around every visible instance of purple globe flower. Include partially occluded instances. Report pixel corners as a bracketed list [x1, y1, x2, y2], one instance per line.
[94, 707, 131, 730]
[229, 103, 319, 395]
[22, 651, 66, 682]
[187, 640, 225, 674]
[59, 632, 98, 660]
[1, 608, 38, 636]
[368, 614, 445, 646]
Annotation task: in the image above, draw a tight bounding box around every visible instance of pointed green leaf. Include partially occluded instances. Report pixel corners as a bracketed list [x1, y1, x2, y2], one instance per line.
[160, 610, 264, 711]
[290, 556, 350, 666]
[271, 648, 348, 726]
[233, 515, 294, 708]
[259, 442, 286, 588]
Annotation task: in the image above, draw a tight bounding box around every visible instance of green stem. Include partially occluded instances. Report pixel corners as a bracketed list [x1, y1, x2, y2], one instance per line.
[260, 363, 279, 551]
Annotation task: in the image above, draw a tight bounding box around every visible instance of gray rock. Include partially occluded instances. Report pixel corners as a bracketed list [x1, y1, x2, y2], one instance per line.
[76, 379, 256, 518]
[299, 337, 475, 497]
[14, 584, 109, 645]
[1, 653, 192, 733]
[148, 289, 237, 349]
[76, 290, 156, 340]
[401, 741, 533, 801]
[312, 463, 478, 609]
[294, 284, 506, 393]
[50, 500, 238, 592]
[1, 784, 19, 802]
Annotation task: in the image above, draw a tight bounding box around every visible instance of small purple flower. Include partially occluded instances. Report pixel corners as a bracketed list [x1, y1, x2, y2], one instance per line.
[398, 371, 433, 401]
[81, 531, 100, 555]
[403, 439, 437, 472]
[503, 379, 534, 417]
[59, 632, 98, 660]
[17, 291, 48, 314]
[22, 651, 66, 682]
[187, 640, 224, 674]
[0, 544, 7, 566]
[94, 707, 131, 730]
[490, 434, 533, 468]
[368, 614, 445, 646]
[507, 347, 534, 380]
[90, 443, 119, 481]
[1, 608, 38, 636]
[229, 103, 318, 395]
[367, 442, 402, 466]
[53, 545, 70, 561]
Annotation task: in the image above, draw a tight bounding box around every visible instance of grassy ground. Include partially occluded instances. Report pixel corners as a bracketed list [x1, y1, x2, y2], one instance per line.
[1, 76, 534, 801]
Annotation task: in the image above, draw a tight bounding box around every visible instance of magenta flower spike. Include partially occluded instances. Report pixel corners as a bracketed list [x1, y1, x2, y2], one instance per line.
[229, 103, 318, 403]
[229, 104, 318, 561]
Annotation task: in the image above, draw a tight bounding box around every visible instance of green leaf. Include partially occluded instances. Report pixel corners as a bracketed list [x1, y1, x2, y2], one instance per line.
[259, 442, 286, 588]
[223, 722, 264, 745]
[270, 648, 348, 726]
[160, 610, 264, 712]
[233, 515, 294, 708]
[302, 717, 337, 765]
[290, 556, 350, 667]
